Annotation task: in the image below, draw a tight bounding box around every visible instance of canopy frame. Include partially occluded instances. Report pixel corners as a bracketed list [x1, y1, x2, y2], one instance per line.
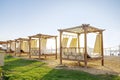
[6, 40, 15, 53]
[14, 38, 29, 56]
[28, 33, 57, 59]
[58, 24, 105, 67]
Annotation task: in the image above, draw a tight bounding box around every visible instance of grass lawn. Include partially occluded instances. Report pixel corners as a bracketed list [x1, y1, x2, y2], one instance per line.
[1, 55, 120, 80]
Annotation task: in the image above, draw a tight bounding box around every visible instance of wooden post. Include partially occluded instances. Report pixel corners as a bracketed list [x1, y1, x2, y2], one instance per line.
[84, 26, 88, 68]
[6, 41, 9, 53]
[6, 41, 8, 53]
[15, 40, 16, 56]
[77, 33, 80, 53]
[10, 41, 11, 51]
[9, 41, 11, 55]
[29, 37, 31, 58]
[39, 36, 41, 59]
[60, 31, 63, 64]
[77, 33, 81, 66]
[19, 40, 22, 56]
[55, 36, 57, 59]
[100, 31, 104, 66]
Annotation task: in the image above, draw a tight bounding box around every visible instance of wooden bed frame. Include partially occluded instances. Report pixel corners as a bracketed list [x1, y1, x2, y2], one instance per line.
[28, 33, 57, 59]
[58, 24, 105, 68]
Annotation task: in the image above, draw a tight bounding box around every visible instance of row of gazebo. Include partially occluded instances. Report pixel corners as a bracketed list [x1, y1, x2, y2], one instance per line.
[5, 34, 58, 59]
[0, 24, 105, 67]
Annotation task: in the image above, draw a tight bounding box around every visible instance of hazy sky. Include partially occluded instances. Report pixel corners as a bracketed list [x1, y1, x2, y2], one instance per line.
[0, 0, 120, 48]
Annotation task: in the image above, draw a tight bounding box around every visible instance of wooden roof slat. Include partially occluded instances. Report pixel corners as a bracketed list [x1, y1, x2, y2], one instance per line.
[15, 38, 29, 41]
[0, 41, 7, 44]
[29, 33, 57, 39]
[7, 40, 15, 43]
[58, 25, 82, 31]
[58, 24, 105, 34]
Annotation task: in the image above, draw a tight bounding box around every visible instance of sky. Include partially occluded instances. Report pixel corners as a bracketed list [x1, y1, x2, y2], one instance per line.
[0, 0, 120, 48]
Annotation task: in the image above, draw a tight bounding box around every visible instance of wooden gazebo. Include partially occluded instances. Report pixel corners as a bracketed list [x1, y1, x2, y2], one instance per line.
[58, 24, 105, 67]
[28, 33, 57, 59]
[14, 38, 29, 56]
[6, 40, 15, 53]
[0, 41, 7, 50]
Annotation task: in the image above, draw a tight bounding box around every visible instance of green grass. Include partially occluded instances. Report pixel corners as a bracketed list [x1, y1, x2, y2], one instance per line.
[1, 55, 120, 80]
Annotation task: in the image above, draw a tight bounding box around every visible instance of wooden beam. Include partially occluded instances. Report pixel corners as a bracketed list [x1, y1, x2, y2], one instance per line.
[77, 33, 80, 66]
[14, 40, 16, 56]
[18, 38, 29, 41]
[77, 33, 80, 53]
[62, 58, 85, 62]
[39, 37, 41, 59]
[100, 31, 104, 66]
[55, 37, 57, 59]
[29, 37, 31, 58]
[60, 31, 63, 64]
[19, 40, 22, 56]
[6, 41, 8, 53]
[59, 30, 79, 34]
[10, 41, 11, 51]
[29, 33, 57, 39]
[58, 25, 82, 31]
[84, 27, 88, 68]
[58, 24, 105, 34]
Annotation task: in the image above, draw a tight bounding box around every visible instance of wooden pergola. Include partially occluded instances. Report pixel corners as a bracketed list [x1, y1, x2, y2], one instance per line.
[58, 24, 105, 67]
[6, 40, 11, 51]
[6, 40, 15, 53]
[14, 38, 29, 56]
[28, 33, 57, 59]
[0, 41, 7, 50]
